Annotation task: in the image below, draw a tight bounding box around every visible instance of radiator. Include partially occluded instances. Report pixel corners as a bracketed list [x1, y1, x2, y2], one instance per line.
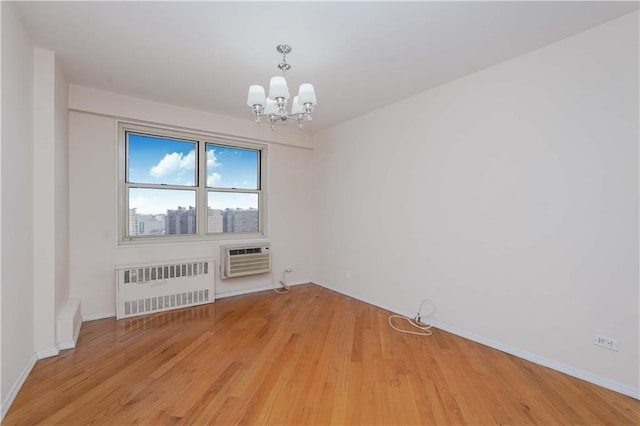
[116, 258, 215, 319]
[221, 243, 271, 279]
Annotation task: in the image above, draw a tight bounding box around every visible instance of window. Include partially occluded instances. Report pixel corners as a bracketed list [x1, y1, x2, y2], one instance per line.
[120, 123, 265, 242]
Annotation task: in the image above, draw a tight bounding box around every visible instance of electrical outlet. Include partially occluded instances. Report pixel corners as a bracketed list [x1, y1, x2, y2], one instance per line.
[285, 267, 293, 273]
[345, 271, 351, 279]
[593, 335, 619, 351]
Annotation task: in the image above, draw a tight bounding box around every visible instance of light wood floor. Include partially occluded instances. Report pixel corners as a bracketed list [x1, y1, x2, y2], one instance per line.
[5, 284, 639, 425]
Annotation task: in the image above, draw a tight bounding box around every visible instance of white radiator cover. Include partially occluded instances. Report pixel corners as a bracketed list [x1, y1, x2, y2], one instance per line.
[116, 258, 215, 319]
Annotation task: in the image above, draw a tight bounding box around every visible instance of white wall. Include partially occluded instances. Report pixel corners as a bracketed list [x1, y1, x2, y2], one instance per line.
[68, 87, 313, 317]
[54, 59, 69, 317]
[2, 6, 73, 415]
[32, 47, 72, 355]
[1, 5, 636, 416]
[32, 48, 57, 352]
[1, 1, 35, 405]
[312, 11, 639, 396]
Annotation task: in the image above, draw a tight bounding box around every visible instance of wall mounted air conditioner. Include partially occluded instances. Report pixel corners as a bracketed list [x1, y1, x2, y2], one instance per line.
[221, 243, 271, 279]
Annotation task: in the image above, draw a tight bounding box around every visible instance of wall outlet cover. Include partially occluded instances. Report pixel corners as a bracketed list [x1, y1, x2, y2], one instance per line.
[593, 335, 619, 351]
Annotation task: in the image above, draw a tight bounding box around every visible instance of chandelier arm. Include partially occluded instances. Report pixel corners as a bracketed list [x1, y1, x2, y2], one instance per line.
[254, 111, 313, 119]
[256, 113, 289, 123]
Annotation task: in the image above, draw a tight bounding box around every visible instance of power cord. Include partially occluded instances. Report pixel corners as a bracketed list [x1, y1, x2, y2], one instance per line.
[388, 299, 434, 336]
[272, 268, 292, 294]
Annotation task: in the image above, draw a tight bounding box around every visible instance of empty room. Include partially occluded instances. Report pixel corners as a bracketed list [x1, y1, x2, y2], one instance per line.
[1, 1, 638, 424]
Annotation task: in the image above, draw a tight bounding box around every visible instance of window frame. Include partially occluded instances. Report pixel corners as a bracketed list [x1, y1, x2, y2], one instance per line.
[118, 122, 267, 244]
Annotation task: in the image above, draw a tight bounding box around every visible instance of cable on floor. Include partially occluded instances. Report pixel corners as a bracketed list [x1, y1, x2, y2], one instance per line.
[388, 299, 434, 336]
[272, 268, 291, 294]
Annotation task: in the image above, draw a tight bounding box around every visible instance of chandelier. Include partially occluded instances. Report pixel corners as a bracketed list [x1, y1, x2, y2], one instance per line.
[246, 44, 317, 130]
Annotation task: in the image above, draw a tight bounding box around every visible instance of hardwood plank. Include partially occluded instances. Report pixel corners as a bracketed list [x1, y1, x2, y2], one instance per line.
[4, 284, 639, 425]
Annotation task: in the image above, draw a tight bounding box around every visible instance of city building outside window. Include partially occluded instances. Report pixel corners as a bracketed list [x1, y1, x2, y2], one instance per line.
[119, 123, 265, 243]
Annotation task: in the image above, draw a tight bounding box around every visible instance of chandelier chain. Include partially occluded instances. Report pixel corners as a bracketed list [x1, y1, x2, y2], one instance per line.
[277, 50, 291, 76]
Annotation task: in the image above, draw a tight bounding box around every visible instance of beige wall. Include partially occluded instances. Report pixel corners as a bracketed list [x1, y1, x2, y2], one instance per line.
[1, 1, 36, 408]
[312, 11, 639, 395]
[2, 4, 637, 415]
[68, 87, 313, 317]
[1, 5, 73, 413]
[54, 59, 70, 317]
[33, 48, 70, 354]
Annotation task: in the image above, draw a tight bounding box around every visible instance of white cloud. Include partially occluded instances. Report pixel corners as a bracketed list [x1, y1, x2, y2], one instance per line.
[130, 194, 162, 215]
[150, 150, 195, 178]
[207, 172, 222, 187]
[208, 149, 221, 169]
[206, 149, 223, 186]
[180, 150, 196, 170]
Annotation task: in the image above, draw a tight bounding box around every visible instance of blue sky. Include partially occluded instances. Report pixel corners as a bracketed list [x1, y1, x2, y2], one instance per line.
[205, 145, 259, 189]
[128, 134, 196, 186]
[128, 133, 259, 214]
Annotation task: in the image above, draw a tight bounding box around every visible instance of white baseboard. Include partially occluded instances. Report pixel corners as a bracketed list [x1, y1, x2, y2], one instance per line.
[215, 284, 273, 299]
[431, 320, 640, 400]
[215, 280, 308, 299]
[313, 281, 639, 400]
[315, 281, 416, 318]
[59, 316, 83, 350]
[1, 353, 38, 421]
[58, 341, 75, 351]
[36, 345, 60, 359]
[82, 311, 116, 322]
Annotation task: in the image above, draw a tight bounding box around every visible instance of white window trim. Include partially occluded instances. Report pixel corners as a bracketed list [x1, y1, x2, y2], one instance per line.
[117, 121, 268, 245]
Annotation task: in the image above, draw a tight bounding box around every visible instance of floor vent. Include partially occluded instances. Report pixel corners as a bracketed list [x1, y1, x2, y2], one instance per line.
[116, 259, 214, 319]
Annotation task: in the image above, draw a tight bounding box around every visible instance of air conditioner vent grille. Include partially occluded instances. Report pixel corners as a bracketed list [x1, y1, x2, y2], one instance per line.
[221, 243, 271, 279]
[229, 248, 263, 255]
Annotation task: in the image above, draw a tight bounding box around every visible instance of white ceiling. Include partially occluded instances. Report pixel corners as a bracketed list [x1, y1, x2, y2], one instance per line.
[11, 1, 638, 132]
